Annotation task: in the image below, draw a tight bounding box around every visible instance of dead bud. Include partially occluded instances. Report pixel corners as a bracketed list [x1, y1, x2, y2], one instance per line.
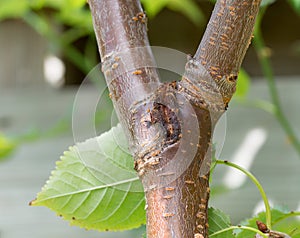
[256, 220, 269, 233]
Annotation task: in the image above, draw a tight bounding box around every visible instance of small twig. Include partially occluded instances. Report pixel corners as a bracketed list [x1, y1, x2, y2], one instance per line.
[216, 160, 272, 229]
[210, 225, 268, 237]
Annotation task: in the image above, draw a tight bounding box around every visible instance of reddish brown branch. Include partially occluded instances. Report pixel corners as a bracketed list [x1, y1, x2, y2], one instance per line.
[145, 106, 213, 237]
[89, 0, 262, 238]
[145, 0, 262, 237]
[89, 0, 149, 58]
[89, 0, 160, 136]
[194, 0, 262, 105]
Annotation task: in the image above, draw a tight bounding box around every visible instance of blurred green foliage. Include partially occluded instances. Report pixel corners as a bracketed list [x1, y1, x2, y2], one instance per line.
[0, 0, 299, 75]
[0, 0, 299, 161]
[0, 119, 70, 161]
[1, 0, 94, 74]
[0, 0, 207, 162]
[141, 0, 204, 26]
[287, 0, 300, 14]
[0, 0, 91, 27]
[0, 0, 206, 75]
[1, 0, 298, 234]
[0, 133, 17, 160]
[233, 69, 250, 99]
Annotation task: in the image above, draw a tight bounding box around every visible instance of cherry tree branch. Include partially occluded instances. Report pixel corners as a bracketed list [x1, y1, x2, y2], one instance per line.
[89, 0, 262, 237]
[183, 0, 262, 107]
[89, 0, 160, 140]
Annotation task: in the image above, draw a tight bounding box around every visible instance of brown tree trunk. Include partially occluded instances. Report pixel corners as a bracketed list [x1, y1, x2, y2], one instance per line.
[88, 0, 262, 237]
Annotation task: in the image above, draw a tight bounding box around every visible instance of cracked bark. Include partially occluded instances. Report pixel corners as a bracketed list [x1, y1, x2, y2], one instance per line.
[89, 0, 262, 237]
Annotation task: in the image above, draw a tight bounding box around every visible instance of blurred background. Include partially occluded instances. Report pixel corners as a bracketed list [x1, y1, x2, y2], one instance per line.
[0, 0, 299, 237]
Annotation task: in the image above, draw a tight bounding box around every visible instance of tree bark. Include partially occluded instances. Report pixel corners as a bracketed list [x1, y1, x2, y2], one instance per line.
[89, 0, 262, 237]
[89, 0, 160, 141]
[194, 0, 261, 105]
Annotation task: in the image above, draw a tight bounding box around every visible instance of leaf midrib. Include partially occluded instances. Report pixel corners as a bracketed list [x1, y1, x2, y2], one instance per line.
[35, 176, 140, 204]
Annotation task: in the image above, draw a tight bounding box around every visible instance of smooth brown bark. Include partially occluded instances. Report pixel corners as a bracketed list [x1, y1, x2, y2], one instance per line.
[144, 104, 214, 238]
[194, 0, 261, 105]
[89, 0, 261, 237]
[89, 0, 160, 143]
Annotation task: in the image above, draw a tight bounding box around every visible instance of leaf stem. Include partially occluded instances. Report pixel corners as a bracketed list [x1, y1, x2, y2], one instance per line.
[272, 211, 300, 227]
[216, 160, 272, 229]
[210, 225, 268, 237]
[253, 8, 300, 157]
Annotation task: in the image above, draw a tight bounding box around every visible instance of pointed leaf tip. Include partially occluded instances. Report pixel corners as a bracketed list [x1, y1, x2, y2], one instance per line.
[29, 198, 36, 206]
[32, 124, 146, 231]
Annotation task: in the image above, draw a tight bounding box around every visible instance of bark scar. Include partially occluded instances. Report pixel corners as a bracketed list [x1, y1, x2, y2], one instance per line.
[150, 102, 181, 145]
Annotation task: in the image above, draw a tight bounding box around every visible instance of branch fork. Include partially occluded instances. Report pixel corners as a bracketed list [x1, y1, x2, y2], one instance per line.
[89, 0, 262, 237]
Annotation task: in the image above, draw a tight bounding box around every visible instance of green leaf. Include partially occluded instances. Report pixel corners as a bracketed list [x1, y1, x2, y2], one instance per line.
[0, 0, 45, 20]
[64, 0, 86, 9]
[141, 0, 169, 18]
[287, 0, 300, 14]
[166, 0, 204, 26]
[0, 133, 17, 160]
[141, 0, 204, 26]
[234, 68, 250, 99]
[236, 206, 297, 238]
[31, 124, 146, 231]
[261, 0, 277, 7]
[0, 0, 28, 20]
[208, 207, 235, 237]
[22, 11, 51, 36]
[57, 0, 92, 30]
[274, 219, 300, 238]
